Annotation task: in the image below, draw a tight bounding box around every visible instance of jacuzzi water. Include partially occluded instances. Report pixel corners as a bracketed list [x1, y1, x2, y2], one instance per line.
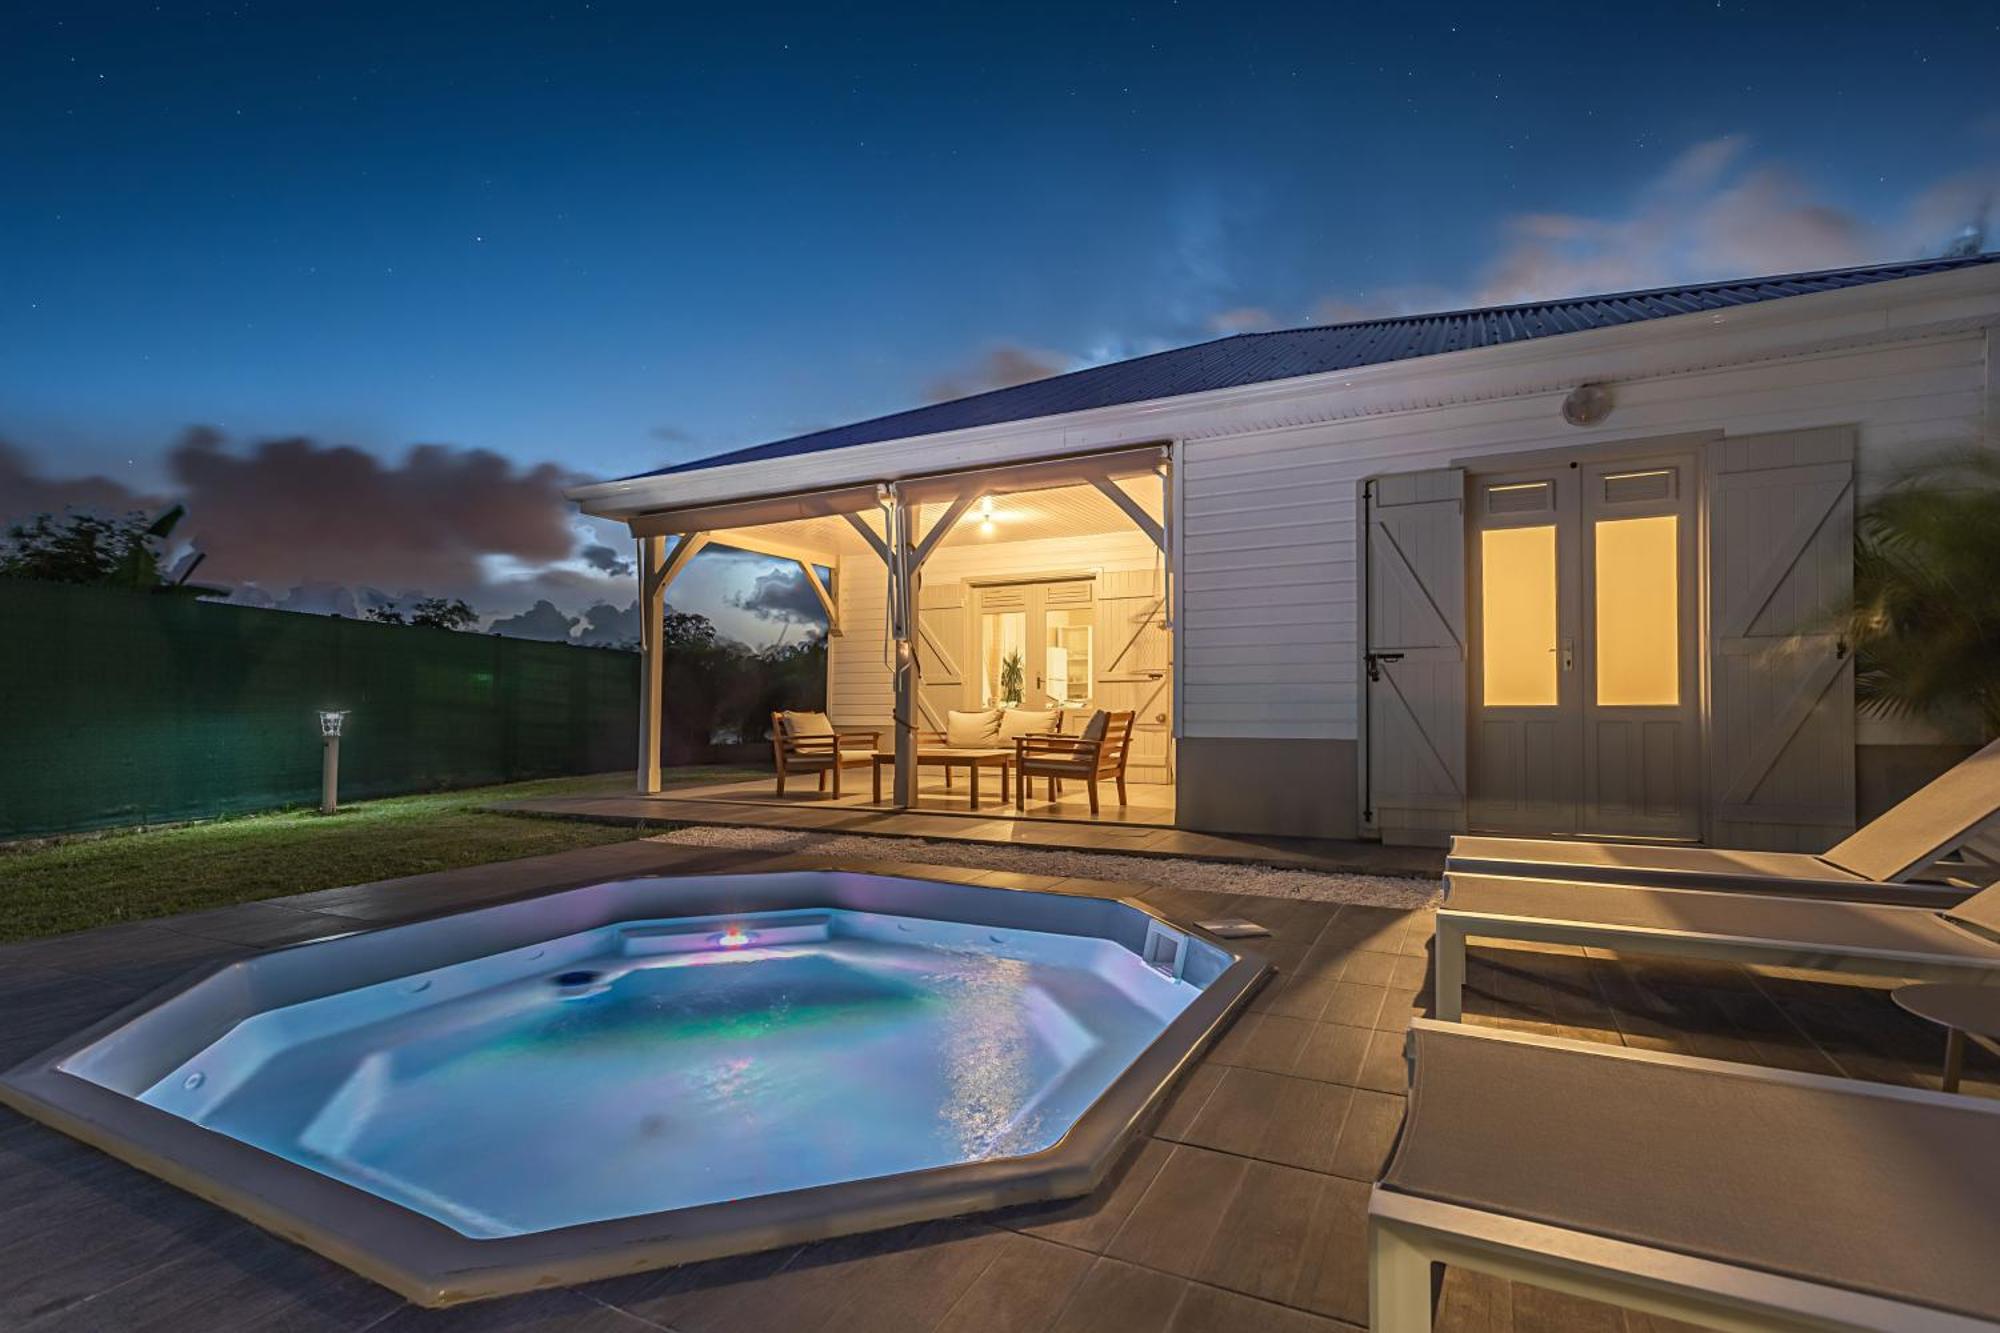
[132, 907, 1203, 1238]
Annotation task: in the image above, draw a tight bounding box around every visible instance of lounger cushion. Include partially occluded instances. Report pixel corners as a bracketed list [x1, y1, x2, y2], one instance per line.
[1447, 836, 1866, 888]
[1382, 1024, 2000, 1320]
[1821, 734, 2000, 881]
[1444, 873, 2000, 960]
[945, 709, 1001, 748]
[996, 708, 1059, 742]
[1944, 879, 2000, 943]
[780, 710, 834, 737]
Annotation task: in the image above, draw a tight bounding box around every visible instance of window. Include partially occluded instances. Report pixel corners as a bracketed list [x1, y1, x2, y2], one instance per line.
[1480, 525, 1559, 706]
[1044, 608, 1093, 705]
[1594, 515, 1679, 706]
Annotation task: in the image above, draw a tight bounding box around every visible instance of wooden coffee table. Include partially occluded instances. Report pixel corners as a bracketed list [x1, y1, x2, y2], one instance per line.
[871, 747, 1013, 809]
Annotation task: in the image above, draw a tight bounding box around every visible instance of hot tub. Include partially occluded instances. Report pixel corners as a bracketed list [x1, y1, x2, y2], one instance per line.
[0, 870, 1265, 1304]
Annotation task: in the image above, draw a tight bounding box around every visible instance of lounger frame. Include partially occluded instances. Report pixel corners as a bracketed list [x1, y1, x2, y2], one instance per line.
[1433, 895, 2000, 1022]
[1369, 1022, 2000, 1332]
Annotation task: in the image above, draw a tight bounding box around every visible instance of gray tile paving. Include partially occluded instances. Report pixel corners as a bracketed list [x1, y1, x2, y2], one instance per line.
[0, 840, 1991, 1330]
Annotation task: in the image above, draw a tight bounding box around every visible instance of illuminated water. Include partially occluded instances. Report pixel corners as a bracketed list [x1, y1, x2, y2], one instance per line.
[136, 909, 1200, 1237]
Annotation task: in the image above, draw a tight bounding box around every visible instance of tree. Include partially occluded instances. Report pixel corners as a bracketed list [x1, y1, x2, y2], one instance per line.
[1838, 449, 2000, 737]
[368, 596, 478, 631]
[0, 505, 212, 593]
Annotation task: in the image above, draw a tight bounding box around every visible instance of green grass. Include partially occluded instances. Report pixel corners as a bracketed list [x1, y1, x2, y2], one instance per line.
[0, 768, 760, 942]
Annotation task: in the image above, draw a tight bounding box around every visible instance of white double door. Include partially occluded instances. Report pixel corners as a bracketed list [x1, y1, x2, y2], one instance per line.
[1467, 454, 1700, 839]
[973, 578, 1096, 710]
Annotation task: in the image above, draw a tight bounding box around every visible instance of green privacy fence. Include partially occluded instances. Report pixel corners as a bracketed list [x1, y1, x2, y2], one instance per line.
[0, 580, 637, 839]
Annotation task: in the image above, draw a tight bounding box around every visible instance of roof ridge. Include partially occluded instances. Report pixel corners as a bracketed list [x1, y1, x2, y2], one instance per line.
[1241, 252, 1999, 338]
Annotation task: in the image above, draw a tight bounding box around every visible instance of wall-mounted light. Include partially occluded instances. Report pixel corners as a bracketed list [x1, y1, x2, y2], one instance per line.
[976, 496, 997, 535]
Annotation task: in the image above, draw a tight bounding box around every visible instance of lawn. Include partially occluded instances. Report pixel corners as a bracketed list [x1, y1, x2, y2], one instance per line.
[0, 768, 759, 942]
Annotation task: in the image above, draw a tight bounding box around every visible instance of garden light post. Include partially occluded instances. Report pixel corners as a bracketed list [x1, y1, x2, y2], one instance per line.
[319, 710, 348, 814]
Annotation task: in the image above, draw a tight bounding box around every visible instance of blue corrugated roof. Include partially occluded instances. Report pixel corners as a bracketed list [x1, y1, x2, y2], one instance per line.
[636, 254, 2000, 480]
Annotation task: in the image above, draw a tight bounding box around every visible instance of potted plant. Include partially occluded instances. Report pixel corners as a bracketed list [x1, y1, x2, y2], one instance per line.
[998, 649, 1025, 707]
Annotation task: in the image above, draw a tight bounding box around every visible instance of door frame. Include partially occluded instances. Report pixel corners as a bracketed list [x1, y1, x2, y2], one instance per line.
[1357, 430, 1719, 843]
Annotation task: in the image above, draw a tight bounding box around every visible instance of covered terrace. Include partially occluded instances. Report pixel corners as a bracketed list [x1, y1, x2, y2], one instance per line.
[623, 445, 1178, 826]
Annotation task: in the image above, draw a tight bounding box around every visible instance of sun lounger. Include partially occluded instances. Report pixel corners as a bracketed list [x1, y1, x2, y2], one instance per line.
[1370, 1019, 2000, 1331]
[1433, 873, 2000, 1022]
[1447, 736, 2000, 904]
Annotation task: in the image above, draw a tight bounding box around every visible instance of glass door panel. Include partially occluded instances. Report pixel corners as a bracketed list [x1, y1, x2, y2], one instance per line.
[979, 610, 1028, 707]
[1478, 525, 1559, 707]
[1593, 514, 1679, 707]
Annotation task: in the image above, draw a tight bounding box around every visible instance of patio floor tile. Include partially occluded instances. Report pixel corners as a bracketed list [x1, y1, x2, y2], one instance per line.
[932, 1231, 1093, 1333]
[1048, 1257, 1188, 1333]
[1104, 1145, 1248, 1277]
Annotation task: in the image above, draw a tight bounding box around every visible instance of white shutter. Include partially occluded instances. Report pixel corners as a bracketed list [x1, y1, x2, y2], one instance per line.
[915, 578, 965, 730]
[1707, 428, 1856, 851]
[1364, 468, 1467, 845]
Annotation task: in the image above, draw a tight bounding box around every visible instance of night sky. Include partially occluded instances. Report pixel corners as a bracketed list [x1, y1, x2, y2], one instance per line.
[4, 1, 1997, 644]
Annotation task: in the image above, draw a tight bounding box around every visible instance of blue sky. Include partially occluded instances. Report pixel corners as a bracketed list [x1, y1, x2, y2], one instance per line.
[3, 1, 1997, 641]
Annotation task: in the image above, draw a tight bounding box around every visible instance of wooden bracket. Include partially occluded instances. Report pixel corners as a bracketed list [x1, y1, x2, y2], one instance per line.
[1091, 477, 1166, 551]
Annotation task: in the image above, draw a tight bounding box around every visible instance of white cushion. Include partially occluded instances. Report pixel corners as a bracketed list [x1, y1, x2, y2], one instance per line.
[996, 708, 1059, 742]
[945, 709, 1001, 748]
[782, 710, 834, 737]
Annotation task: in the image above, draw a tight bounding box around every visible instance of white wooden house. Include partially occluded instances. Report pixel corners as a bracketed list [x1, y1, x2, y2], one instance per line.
[570, 255, 2000, 846]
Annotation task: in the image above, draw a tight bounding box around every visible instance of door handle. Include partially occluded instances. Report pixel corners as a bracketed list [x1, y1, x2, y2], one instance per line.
[1560, 638, 1574, 672]
[1365, 652, 1404, 682]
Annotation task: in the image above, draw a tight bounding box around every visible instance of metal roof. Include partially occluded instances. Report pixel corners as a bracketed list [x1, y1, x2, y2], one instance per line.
[636, 253, 2000, 480]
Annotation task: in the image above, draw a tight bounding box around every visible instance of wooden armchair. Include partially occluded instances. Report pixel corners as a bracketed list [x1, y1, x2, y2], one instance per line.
[1014, 710, 1134, 815]
[771, 711, 879, 798]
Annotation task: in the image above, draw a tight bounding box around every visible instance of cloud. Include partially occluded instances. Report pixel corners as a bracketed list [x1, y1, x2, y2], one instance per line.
[0, 440, 160, 525]
[487, 599, 579, 642]
[1206, 306, 1278, 335]
[730, 565, 827, 626]
[648, 425, 695, 443]
[922, 344, 1069, 403]
[1469, 136, 1998, 306]
[580, 542, 633, 577]
[574, 600, 643, 648]
[158, 428, 576, 592]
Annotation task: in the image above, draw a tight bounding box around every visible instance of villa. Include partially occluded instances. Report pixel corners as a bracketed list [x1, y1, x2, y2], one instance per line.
[572, 252, 2000, 853]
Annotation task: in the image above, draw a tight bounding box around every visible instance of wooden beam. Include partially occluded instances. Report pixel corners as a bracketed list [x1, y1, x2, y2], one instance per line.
[629, 484, 882, 538]
[842, 511, 890, 565]
[796, 559, 839, 635]
[646, 532, 710, 602]
[636, 535, 666, 794]
[1090, 477, 1166, 551]
[911, 487, 984, 570]
[706, 528, 841, 568]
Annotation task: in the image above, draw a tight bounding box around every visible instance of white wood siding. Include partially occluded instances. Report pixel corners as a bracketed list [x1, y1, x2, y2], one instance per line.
[1178, 333, 1989, 742]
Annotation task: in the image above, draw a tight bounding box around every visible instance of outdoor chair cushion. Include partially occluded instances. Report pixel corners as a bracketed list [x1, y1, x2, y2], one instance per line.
[780, 710, 835, 737]
[945, 709, 1002, 748]
[996, 708, 1059, 742]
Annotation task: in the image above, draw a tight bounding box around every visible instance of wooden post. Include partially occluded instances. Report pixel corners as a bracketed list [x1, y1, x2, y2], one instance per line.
[888, 490, 919, 808]
[636, 534, 665, 793]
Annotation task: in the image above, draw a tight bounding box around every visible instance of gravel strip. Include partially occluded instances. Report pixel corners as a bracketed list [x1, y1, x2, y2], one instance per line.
[647, 825, 1439, 909]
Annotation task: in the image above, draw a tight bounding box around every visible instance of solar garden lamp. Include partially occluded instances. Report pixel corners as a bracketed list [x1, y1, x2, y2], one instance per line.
[318, 710, 348, 814]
